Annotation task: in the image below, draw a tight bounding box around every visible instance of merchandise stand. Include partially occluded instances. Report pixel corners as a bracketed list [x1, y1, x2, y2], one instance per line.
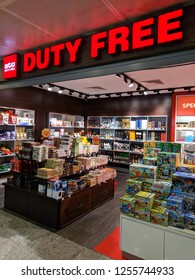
[4, 178, 114, 229]
[120, 214, 195, 260]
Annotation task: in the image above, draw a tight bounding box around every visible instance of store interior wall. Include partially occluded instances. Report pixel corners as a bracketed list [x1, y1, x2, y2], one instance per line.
[0, 86, 173, 141]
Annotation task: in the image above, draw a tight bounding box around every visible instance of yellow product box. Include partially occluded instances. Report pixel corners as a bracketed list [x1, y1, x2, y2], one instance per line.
[135, 191, 155, 210]
[151, 206, 169, 226]
[129, 131, 136, 140]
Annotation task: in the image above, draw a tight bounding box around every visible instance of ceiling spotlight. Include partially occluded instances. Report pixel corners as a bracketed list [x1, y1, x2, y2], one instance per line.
[69, 90, 73, 95]
[129, 81, 134, 88]
[58, 88, 63, 94]
[48, 85, 52, 91]
[144, 91, 148, 95]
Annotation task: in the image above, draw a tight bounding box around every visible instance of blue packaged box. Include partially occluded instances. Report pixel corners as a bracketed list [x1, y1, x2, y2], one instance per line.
[120, 194, 135, 217]
[126, 179, 143, 195]
[169, 212, 185, 229]
[184, 212, 195, 231]
[171, 190, 195, 211]
[172, 172, 195, 193]
[166, 195, 184, 215]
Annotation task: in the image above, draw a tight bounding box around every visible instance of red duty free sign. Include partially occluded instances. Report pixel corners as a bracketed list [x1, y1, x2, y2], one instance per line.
[3, 8, 183, 79]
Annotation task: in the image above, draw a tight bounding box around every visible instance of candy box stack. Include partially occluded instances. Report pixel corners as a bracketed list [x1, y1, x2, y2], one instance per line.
[172, 172, 195, 193]
[120, 194, 135, 217]
[184, 212, 195, 231]
[166, 195, 184, 215]
[142, 157, 157, 166]
[151, 180, 172, 200]
[126, 179, 143, 195]
[142, 179, 154, 192]
[130, 163, 157, 181]
[169, 212, 185, 229]
[157, 152, 180, 181]
[150, 206, 169, 226]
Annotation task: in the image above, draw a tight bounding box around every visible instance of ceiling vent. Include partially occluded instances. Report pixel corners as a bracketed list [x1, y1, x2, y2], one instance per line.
[141, 79, 164, 84]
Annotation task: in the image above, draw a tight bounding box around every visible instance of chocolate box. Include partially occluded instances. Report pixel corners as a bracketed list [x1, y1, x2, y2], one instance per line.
[126, 179, 143, 195]
[120, 194, 135, 217]
[151, 206, 169, 226]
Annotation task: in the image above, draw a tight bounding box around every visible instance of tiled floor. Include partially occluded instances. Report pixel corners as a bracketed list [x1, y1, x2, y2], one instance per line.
[0, 209, 110, 260]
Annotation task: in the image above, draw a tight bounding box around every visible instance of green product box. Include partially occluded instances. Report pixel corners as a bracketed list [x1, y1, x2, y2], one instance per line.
[144, 148, 161, 158]
[130, 163, 158, 180]
[172, 143, 181, 154]
[126, 179, 143, 195]
[164, 142, 173, 152]
[157, 152, 180, 181]
[156, 142, 165, 151]
[135, 209, 151, 222]
[135, 191, 155, 210]
[142, 179, 154, 192]
[142, 157, 157, 166]
[120, 194, 135, 217]
[151, 206, 169, 226]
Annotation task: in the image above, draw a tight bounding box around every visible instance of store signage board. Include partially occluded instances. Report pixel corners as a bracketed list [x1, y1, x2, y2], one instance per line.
[1, 7, 186, 80]
[177, 95, 195, 116]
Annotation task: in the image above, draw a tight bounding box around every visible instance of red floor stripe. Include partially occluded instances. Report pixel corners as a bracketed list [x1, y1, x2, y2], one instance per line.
[93, 226, 125, 260]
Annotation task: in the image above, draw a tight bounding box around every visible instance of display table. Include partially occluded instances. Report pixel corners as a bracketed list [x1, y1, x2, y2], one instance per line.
[120, 214, 195, 260]
[4, 179, 114, 229]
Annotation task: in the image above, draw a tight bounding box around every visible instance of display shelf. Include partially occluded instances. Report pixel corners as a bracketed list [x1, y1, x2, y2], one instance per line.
[114, 150, 129, 153]
[0, 170, 11, 174]
[120, 214, 195, 260]
[0, 139, 15, 141]
[0, 107, 35, 175]
[88, 115, 167, 166]
[0, 153, 15, 158]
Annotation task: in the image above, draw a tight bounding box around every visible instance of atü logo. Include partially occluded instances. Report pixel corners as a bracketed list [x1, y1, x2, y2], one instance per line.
[3, 54, 19, 79]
